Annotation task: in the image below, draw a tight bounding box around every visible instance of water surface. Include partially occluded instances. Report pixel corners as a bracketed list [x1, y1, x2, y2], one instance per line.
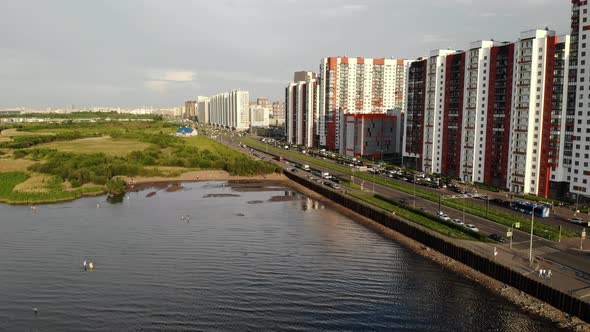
[0, 181, 558, 331]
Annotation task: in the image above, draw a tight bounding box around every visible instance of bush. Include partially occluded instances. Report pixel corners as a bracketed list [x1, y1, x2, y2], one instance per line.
[106, 178, 126, 194]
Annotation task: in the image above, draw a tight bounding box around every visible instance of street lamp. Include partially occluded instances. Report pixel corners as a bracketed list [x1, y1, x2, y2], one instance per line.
[529, 204, 536, 263]
[508, 222, 521, 249]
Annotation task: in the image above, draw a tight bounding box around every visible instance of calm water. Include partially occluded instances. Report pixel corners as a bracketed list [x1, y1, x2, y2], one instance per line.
[0, 181, 557, 331]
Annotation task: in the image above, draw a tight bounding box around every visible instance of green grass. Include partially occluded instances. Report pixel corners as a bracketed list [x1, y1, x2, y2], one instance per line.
[242, 138, 576, 240]
[350, 193, 484, 241]
[0, 171, 103, 204]
[36, 136, 153, 156]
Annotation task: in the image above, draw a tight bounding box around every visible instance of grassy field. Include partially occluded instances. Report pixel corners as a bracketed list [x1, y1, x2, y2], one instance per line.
[0, 121, 279, 205]
[13, 173, 57, 193]
[1, 128, 55, 137]
[0, 158, 35, 172]
[0, 171, 103, 204]
[36, 136, 153, 156]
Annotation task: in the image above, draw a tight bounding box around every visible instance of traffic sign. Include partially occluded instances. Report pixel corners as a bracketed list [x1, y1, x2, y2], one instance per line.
[515, 222, 520, 229]
[507, 231, 513, 238]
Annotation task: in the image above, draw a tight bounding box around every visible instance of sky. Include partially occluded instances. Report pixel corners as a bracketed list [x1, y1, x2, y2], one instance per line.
[0, 0, 571, 108]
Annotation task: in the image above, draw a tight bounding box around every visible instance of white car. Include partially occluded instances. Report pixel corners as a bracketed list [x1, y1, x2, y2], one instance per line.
[464, 224, 479, 232]
[568, 217, 585, 225]
[451, 218, 465, 226]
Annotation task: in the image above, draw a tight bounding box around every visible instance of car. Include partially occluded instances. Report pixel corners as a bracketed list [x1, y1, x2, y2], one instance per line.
[568, 217, 585, 225]
[451, 218, 465, 226]
[464, 224, 479, 232]
[488, 233, 505, 243]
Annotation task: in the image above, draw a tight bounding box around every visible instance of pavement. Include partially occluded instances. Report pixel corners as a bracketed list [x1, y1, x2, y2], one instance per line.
[220, 135, 590, 302]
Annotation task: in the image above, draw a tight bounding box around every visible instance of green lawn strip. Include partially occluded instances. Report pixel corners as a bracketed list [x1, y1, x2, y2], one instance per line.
[349, 192, 482, 241]
[242, 138, 573, 240]
[0, 172, 104, 204]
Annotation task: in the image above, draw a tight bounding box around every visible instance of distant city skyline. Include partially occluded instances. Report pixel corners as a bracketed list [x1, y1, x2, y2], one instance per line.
[0, 0, 569, 108]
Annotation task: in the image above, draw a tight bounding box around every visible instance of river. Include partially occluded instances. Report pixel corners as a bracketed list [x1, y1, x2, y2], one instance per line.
[0, 181, 559, 331]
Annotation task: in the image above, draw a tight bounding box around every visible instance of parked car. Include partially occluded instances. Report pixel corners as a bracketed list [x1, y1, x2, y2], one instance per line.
[488, 233, 505, 243]
[464, 224, 479, 232]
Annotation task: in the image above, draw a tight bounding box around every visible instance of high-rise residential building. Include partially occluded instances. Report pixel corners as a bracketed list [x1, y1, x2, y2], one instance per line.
[403, 29, 572, 197]
[197, 96, 209, 124]
[271, 101, 285, 119]
[318, 57, 412, 149]
[286, 71, 318, 147]
[184, 100, 196, 119]
[209, 90, 250, 130]
[403, 50, 455, 174]
[569, 0, 590, 198]
[256, 97, 270, 107]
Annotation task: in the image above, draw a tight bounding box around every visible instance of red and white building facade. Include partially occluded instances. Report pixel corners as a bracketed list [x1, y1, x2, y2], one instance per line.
[404, 30, 573, 197]
[318, 57, 412, 150]
[570, 0, 590, 198]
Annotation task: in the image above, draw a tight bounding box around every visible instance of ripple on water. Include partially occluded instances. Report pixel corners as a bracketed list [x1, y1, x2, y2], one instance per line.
[0, 182, 561, 331]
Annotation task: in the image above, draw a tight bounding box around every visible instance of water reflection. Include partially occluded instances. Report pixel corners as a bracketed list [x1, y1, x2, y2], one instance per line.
[0, 182, 559, 331]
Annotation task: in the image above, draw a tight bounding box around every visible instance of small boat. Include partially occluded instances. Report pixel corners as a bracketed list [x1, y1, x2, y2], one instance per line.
[83, 260, 87, 270]
[89, 262, 94, 270]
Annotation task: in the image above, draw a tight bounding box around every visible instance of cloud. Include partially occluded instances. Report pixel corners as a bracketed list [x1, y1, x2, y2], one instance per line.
[200, 70, 285, 85]
[480, 12, 497, 17]
[150, 70, 195, 82]
[318, 3, 368, 17]
[420, 34, 450, 44]
[144, 80, 169, 93]
[144, 70, 196, 93]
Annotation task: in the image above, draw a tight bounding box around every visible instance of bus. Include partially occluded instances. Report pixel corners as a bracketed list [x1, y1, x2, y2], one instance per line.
[511, 200, 550, 218]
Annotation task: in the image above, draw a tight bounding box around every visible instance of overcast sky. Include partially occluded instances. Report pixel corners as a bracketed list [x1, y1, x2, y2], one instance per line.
[0, 0, 570, 108]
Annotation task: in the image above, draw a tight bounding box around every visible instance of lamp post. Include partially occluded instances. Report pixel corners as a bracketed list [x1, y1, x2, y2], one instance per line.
[508, 222, 521, 249]
[372, 156, 375, 194]
[529, 204, 536, 263]
[413, 173, 417, 209]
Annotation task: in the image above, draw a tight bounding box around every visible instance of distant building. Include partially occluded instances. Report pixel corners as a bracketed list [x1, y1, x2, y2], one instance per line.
[249, 105, 270, 127]
[184, 100, 196, 119]
[209, 89, 250, 130]
[286, 71, 318, 147]
[256, 97, 270, 107]
[271, 101, 285, 119]
[197, 96, 209, 124]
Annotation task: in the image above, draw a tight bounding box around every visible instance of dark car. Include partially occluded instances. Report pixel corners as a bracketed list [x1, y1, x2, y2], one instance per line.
[488, 233, 505, 243]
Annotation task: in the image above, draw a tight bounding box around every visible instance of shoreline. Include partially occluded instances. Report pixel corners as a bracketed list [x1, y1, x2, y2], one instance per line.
[124, 170, 286, 192]
[0, 170, 284, 205]
[285, 179, 590, 331]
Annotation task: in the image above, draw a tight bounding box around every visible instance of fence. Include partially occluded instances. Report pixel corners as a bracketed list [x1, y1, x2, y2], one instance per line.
[285, 170, 590, 322]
